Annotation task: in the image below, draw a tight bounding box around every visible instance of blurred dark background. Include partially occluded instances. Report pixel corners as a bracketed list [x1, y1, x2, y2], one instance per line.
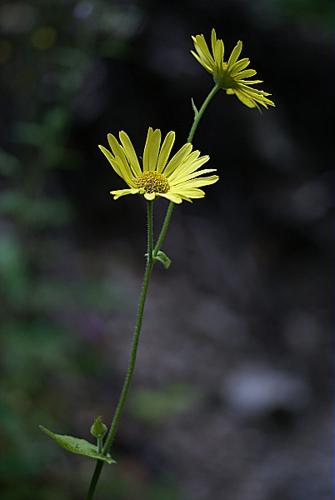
[0, 1, 333, 499]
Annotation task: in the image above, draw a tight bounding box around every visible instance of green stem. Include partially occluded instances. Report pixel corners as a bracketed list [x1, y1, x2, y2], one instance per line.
[153, 83, 219, 253]
[153, 202, 174, 256]
[86, 202, 154, 500]
[86, 83, 219, 500]
[97, 437, 103, 454]
[187, 84, 219, 143]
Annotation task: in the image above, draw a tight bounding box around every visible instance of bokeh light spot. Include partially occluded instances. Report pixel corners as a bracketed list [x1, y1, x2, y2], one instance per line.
[31, 26, 57, 50]
[74, 1, 94, 19]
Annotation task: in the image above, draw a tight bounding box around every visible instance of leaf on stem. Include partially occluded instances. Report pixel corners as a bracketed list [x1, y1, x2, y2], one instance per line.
[191, 98, 199, 117]
[153, 250, 171, 269]
[39, 425, 116, 464]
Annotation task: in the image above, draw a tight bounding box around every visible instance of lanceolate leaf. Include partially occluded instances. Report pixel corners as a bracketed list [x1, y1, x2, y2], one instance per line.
[39, 426, 116, 464]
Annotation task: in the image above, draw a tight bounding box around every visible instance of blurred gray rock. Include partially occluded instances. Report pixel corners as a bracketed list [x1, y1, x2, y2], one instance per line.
[223, 365, 310, 417]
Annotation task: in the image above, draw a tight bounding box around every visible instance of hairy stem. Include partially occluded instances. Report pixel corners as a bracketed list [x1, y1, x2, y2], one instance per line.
[86, 202, 154, 500]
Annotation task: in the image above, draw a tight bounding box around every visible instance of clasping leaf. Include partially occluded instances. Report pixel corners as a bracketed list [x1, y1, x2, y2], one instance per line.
[153, 250, 171, 269]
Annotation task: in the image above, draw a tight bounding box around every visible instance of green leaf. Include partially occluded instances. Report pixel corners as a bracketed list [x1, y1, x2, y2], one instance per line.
[153, 250, 171, 269]
[191, 98, 198, 117]
[39, 426, 116, 464]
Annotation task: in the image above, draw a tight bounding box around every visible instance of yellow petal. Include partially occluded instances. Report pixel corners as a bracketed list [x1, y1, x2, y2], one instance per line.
[119, 131, 142, 176]
[211, 28, 217, 55]
[163, 143, 193, 177]
[99, 145, 135, 187]
[143, 128, 161, 172]
[158, 192, 183, 204]
[99, 145, 122, 177]
[238, 79, 263, 85]
[143, 127, 154, 171]
[213, 39, 224, 68]
[169, 168, 217, 187]
[230, 58, 250, 75]
[227, 40, 243, 66]
[169, 155, 210, 181]
[149, 129, 161, 171]
[156, 131, 175, 173]
[193, 34, 215, 68]
[107, 133, 129, 169]
[171, 187, 206, 199]
[144, 192, 156, 201]
[190, 50, 213, 73]
[238, 86, 275, 107]
[175, 175, 219, 190]
[167, 150, 202, 180]
[235, 69, 257, 80]
[106, 134, 137, 183]
[235, 90, 256, 108]
[110, 188, 140, 200]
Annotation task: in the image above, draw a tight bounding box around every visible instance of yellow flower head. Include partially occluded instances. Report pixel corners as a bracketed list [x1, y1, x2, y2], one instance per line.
[99, 128, 219, 204]
[191, 28, 275, 110]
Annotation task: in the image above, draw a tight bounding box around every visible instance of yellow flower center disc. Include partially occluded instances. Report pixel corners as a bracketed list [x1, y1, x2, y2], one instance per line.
[135, 172, 170, 194]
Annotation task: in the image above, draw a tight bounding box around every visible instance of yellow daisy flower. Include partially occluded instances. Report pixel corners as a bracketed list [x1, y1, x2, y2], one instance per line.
[191, 28, 275, 109]
[99, 127, 219, 204]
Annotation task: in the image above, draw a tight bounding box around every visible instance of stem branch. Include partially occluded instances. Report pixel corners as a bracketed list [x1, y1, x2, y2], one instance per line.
[187, 84, 219, 143]
[154, 83, 219, 253]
